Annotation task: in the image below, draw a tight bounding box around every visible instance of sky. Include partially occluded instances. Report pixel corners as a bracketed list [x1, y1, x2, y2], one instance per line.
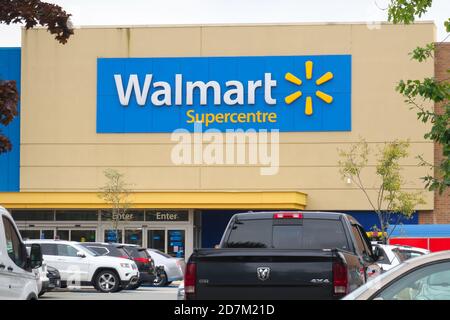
[0, 0, 449, 46]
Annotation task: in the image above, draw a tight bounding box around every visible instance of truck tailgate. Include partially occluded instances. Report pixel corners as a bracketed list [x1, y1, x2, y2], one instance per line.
[193, 249, 337, 300]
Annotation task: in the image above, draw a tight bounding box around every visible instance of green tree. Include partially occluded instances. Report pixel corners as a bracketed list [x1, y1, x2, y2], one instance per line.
[387, 0, 449, 194]
[0, 0, 73, 154]
[98, 169, 132, 242]
[338, 139, 425, 242]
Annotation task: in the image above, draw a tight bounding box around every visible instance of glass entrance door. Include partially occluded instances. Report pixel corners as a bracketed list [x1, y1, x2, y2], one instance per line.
[147, 230, 165, 252]
[147, 228, 186, 258]
[168, 230, 185, 258]
[125, 229, 143, 246]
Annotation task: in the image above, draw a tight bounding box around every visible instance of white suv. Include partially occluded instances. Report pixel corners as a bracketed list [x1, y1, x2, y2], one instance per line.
[25, 240, 139, 293]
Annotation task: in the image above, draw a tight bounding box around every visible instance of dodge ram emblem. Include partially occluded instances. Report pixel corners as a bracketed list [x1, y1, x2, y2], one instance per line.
[257, 267, 271, 281]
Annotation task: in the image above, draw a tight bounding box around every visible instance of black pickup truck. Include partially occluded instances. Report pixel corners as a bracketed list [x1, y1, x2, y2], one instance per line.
[185, 211, 381, 300]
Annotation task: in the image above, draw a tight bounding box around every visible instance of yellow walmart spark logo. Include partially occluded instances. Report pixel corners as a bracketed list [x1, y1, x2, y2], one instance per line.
[284, 61, 334, 116]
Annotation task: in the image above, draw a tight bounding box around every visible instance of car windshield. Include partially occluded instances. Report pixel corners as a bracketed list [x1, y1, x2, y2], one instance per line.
[391, 248, 407, 263]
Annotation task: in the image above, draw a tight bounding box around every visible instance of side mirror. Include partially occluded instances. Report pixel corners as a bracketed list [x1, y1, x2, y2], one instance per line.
[77, 251, 86, 258]
[29, 244, 43, 269]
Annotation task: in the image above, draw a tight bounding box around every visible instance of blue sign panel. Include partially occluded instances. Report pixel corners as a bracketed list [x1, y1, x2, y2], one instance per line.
[97, 55, 351, 133]
[0, 48, 21, 191]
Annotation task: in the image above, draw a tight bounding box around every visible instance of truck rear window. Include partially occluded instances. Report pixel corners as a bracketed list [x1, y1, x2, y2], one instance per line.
[225, 218, 349, 250]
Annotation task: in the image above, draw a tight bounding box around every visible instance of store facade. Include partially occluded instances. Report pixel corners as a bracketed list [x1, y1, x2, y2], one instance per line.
[0, 22, 446, 258]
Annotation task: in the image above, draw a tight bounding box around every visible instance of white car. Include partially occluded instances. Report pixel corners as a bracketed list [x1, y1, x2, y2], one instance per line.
[343, 250, 450, 300]
[0, 206, 43, 300]
[373, 244, 430, 272]
[25, 240, 139, 293]
[146, 249, 185, 286]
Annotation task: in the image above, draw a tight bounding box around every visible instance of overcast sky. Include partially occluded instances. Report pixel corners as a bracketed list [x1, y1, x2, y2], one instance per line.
[1, 0, 449, 46]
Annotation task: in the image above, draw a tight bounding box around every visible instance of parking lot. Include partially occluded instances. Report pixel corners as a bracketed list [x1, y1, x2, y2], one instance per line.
[39, 283, 180, 300]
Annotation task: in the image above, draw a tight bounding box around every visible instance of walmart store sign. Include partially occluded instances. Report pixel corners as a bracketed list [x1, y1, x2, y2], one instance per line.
[97, 55, 351, 133]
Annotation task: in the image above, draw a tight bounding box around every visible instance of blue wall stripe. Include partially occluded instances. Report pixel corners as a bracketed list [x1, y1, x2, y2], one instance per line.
[0, 48, 21, 192]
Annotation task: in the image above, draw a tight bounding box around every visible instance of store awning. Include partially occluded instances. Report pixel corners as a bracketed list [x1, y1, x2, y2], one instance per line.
[0, 191, 307, 210]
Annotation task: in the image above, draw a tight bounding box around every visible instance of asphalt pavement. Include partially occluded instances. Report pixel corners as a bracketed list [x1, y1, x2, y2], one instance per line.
[39, 283, 180, 300]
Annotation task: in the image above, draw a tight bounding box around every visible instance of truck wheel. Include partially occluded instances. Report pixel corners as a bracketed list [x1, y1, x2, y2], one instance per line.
[153, 271, 168, 287]
[95, 270, 120, 293]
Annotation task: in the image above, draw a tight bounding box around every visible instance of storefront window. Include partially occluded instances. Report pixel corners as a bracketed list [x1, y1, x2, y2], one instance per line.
[125, 229, 142, 246]
[71, 230, 96, 242]
[12, 210, 55, 221]
[55, 210, 98, 221]
[41, 230, 54, 239]
[168, 230, 185, 258]
[104, 229, 123, 243]
[20, 230, 40, 240]
[147, 230, 165, 252]
[56, 230, 69, 241]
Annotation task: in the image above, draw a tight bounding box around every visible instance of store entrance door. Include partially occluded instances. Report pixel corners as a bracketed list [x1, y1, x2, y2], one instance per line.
[147, 228, 187, 258]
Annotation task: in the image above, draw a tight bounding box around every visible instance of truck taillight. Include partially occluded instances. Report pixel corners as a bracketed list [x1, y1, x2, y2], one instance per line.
[184, 262, 197, 296]
[273, 212, 303, 219]
[332, 260, 348, 296]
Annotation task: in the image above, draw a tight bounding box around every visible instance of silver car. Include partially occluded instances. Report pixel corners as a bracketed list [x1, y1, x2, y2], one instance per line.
[146, 249, 185, 286]
[344, 250, 450, 300]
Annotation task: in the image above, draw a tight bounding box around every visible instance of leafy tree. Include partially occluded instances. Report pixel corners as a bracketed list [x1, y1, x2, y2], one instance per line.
[98, 169, 132, 242]
[0, 0, 73, 154]
[387, 0, 449, 194]
[338, 139, 425, 242]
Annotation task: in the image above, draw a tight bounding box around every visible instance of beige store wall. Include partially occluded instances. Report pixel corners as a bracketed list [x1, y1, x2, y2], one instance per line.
[20, 23, 435, 210]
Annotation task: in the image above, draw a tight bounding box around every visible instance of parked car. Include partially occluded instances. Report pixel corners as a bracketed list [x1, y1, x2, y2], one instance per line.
[25, 240, 139, 293]
[185, 211, 382, 300]
[79, 242, 156, 289]
[0, 206, 43, 300]
[121, 244, 156, 289]
[147, 249, 185, 286]
[373, 244, 430, 272]
[343, 250, 450, 300]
